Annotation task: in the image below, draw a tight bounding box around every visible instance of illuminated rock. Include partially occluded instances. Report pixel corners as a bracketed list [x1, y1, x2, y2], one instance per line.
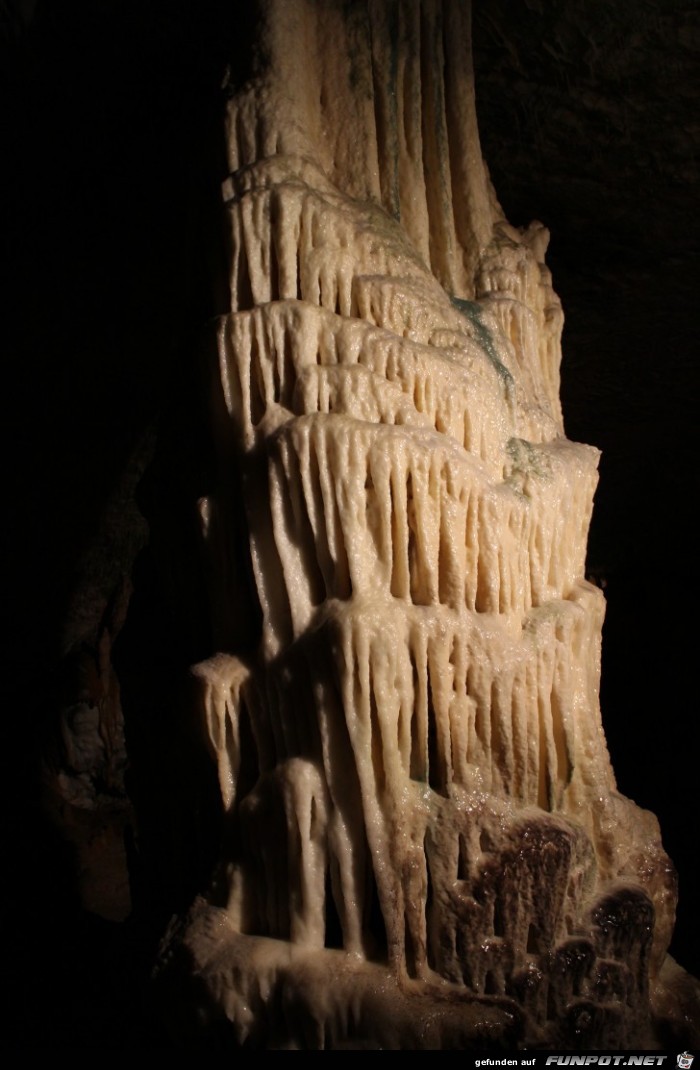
[158, 0, 690, 1049]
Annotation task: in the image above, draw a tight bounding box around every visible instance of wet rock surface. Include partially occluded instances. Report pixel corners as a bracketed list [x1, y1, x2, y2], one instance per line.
[4, 0, 698, 1047]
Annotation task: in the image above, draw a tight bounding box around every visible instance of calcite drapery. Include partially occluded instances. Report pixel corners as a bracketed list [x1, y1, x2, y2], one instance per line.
[163, 0, 681, 1049]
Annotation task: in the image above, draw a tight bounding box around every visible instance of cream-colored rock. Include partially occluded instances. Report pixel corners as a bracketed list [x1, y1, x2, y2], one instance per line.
[160, 0, 688, 1049]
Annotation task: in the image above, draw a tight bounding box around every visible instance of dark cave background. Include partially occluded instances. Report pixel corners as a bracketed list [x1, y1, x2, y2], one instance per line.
[3, 0, 698, 1048]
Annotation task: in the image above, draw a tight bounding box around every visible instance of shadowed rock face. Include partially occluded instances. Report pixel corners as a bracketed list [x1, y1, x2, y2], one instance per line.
[148, 0, 690, 1049]
[471, 1, 700, 988]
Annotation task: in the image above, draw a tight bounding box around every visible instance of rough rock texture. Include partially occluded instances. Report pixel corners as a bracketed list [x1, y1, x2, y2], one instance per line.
[5, 0, 699, 1052]
[153, 0, 690, 1049]
[470, 1, 700, 990]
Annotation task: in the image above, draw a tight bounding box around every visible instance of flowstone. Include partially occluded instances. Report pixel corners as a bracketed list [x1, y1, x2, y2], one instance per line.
[155, 0, 692, 1049]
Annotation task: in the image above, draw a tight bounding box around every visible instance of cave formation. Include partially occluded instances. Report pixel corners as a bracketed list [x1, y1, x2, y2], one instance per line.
[4, 0, 699, 1050]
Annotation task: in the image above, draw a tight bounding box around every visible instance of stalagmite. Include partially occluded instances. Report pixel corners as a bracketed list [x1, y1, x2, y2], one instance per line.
[157, 0, 695, 1049]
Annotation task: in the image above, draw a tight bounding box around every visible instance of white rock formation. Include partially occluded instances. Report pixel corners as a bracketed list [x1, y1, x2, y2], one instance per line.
[161, 0, 686, 1049]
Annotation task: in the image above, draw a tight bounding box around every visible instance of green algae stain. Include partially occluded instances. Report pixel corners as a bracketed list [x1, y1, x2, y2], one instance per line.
[506, 437, 551, 480]
[450, 296, 514, 390]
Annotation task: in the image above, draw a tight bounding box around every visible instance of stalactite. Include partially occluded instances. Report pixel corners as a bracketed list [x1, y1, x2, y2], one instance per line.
[155, 0, 693, 1049]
